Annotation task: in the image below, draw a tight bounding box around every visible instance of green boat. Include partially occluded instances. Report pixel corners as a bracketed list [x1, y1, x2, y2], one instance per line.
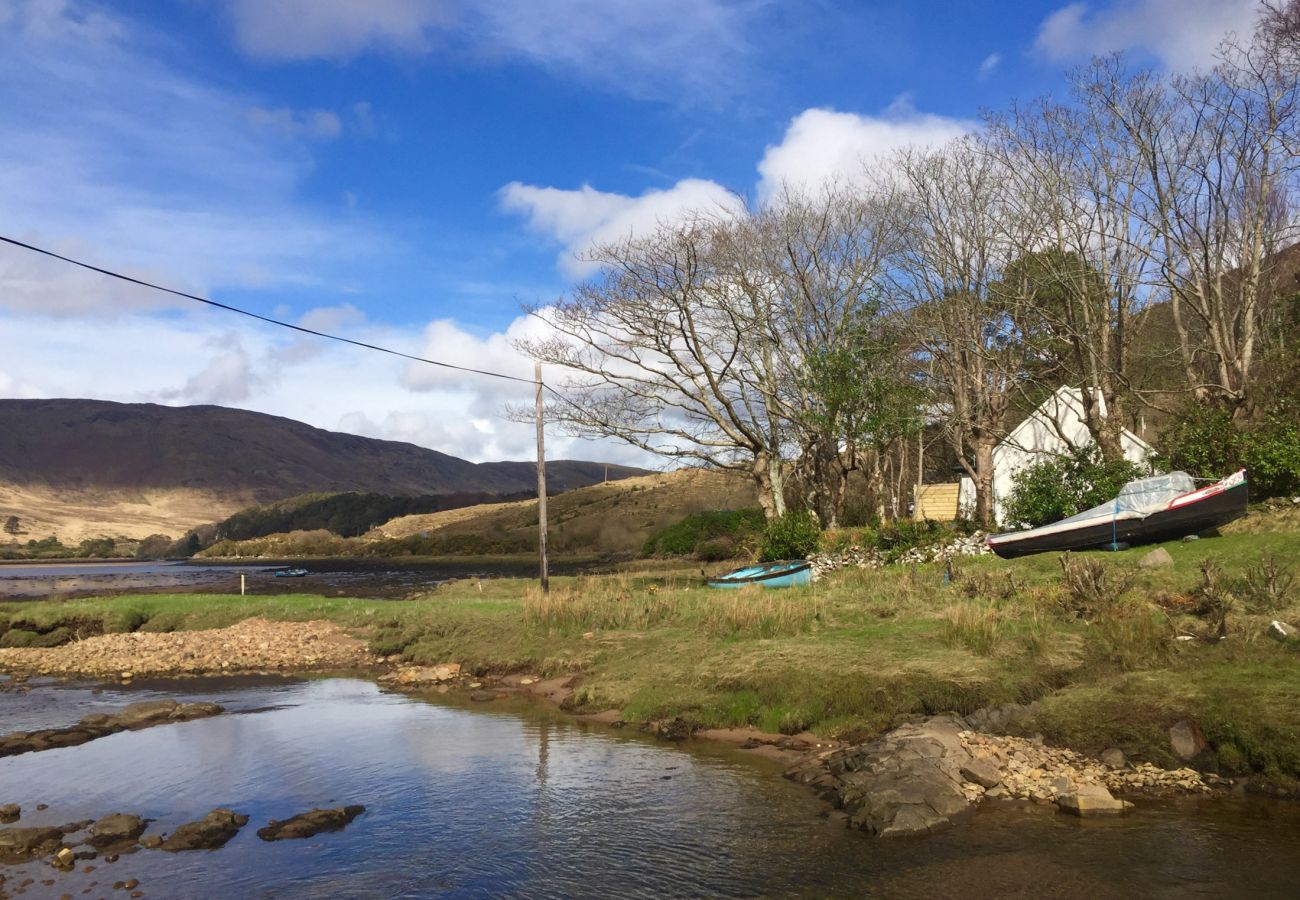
[707, 560, 812, 589]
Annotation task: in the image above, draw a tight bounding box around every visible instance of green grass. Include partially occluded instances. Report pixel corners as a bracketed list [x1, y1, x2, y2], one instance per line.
[3, 512, 1299, 775]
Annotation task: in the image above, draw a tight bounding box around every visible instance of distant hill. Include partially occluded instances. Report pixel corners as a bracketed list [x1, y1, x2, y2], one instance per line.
[0, 399, 647, 542]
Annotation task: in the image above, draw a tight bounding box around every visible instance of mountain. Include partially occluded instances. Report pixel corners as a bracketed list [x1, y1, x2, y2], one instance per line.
[0, 399, 647, 542]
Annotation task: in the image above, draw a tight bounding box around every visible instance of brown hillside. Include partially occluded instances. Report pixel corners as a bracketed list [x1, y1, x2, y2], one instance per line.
[368, 468, 758, 556]
[0, 399, 646, 542]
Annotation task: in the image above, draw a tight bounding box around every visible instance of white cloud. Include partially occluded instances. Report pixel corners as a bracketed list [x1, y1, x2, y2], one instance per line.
[756, 101, 972, 200]
[225, 0, 755, 101]
[0, 1, 390, 317]
[1034, 0, 1259, 69]
[979, 53, 1001, 77]
[499, 179, 742, 276]
[226, 0, 450, 61]
[246, 106, 344, 140]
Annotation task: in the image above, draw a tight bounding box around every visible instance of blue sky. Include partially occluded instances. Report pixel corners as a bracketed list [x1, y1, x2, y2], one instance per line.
[0, 0, 1260, 463]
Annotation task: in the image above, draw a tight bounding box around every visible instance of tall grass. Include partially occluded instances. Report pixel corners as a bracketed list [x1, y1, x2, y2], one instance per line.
[942, 601, 1004, 655]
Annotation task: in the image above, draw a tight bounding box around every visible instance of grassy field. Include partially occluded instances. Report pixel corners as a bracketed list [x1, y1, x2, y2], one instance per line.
[4, 513, 1299, 785]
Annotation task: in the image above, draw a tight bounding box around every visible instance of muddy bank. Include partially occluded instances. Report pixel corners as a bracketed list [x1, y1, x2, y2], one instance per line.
[0, 618, 373, 678]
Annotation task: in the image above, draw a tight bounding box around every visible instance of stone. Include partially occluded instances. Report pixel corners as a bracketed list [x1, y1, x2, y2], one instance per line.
[1099, 748, 1127, 770]
[0, 826, 64, 861]
[388, 663, 460, 685]
[1268, 621, 1297, 642]
[0, 701, 223, 759]
[959, 758, 1002, 789]
[256, 806, 365, 841]
[52, 846, 75, 867]
[1056, 784, 1130, 816]
[158, 809, 248, 851]
[1139, 547, 1174, 569]
[87, 814, 147, 848]
[1169, 719, 1208, 762]
[0, 804, 18, 823]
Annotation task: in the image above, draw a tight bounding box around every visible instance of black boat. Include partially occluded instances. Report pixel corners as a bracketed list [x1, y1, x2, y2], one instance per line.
[987, 469, 1248, 559]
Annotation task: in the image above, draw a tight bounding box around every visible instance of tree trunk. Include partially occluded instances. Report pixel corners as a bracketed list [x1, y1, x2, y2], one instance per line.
[973, 438, 997, 528]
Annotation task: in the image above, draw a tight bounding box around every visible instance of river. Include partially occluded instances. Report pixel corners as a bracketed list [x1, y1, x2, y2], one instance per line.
[0, 559, 577, 601]
[2, 677, 1297, 898]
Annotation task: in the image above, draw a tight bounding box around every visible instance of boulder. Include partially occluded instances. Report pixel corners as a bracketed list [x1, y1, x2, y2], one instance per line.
[1169, 719, 1208, 762]
[87, 814, 148, 848]
[959, 758, 1002, 789]
[1099, 748, 1128, 770]
[1139, 547, 1174, 569]
[1056, 784, 1131, 816]
[787, 717, 977, 838]
[0, 804, 19, 823]
[1268, 621, 1297, 642]
[158, 809, 248, 851]
[256, 806, 365, 841]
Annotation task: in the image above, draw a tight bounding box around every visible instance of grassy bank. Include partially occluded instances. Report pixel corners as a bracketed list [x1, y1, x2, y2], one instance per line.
[3, 519, 1298, 782]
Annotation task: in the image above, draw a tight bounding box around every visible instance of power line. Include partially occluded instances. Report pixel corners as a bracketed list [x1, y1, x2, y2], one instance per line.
[0, 234, 537, 385]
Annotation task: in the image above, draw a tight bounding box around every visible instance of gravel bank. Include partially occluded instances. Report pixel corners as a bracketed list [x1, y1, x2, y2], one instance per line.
[0, 618, 373, 677]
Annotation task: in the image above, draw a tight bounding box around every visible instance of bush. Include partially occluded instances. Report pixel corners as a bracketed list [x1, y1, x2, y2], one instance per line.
[1002, 445, 1147, 530]
[1159, 405, 1300, 501]
[641, 508, 765, 558]
[758, 510, 821, 561]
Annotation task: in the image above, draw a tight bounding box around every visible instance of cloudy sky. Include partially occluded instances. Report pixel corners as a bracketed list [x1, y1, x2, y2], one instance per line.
[0, 0, 1260, 464]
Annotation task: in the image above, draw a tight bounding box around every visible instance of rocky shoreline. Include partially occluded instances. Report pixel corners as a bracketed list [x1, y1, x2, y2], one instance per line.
[785, 714, 1225, 838]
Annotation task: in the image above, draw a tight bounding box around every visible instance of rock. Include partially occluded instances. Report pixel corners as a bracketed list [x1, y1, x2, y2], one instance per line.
[52, 846, 75, 867]
[1139, 547, 1174, 569]
[386, 663, 460, 685]
[788, 717, 976, 838]
[1099, 748, 1127, 770]
[1169, 719, 1208, 762]
[139, 835, 162, 849]
[469, 690, 495, 702]
[1268, 621, 1297, 642]
[1056, 784, 1130, 816]
[959, 758, 1002, 789]
[87, 814, 147, 848]
[0, 804, 18, 823]
[0, 701, 224, 758]
[0, 826, 65, 861]
[158, 809, 248, 851]
[256, 806, 365, 841]
[984, 785, 1010, 800]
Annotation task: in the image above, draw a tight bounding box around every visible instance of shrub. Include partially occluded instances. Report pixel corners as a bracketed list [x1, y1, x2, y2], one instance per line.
[1237, 554, 1296, 613]
[641, 508, 765, 558]
[758, 510, 821, 561]
[1159, 405, 1300, 501]
[1002, 445, 1147, 530]
[1058, 552, 1136, 621]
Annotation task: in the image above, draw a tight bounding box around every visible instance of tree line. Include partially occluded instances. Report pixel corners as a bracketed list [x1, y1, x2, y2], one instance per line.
[520, 5, 1300, 528]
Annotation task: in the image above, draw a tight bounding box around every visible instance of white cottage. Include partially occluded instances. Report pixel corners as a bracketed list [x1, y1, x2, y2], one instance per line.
[954, 387, 1153, 524]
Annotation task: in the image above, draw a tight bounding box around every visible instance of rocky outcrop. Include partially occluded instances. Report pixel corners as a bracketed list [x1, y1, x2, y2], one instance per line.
[87, 814, 149, 848]
[787, 716, 1217, 838]
[786, 717, 978, 837]
[256, 806, 365, 841]
[159, 809, 248, 851]
[0, 700, 223, 757]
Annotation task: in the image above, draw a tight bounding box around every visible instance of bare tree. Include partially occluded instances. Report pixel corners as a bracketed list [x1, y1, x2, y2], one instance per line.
[985, 76, 1157, 460]
[887, 139, 1030, 526]
[1091, 35, 1300, 418]
[516, 212, 794, 519]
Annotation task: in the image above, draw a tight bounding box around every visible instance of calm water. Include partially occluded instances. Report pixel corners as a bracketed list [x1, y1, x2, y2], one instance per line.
[0, 560, 558, 600]
[2, 678, 1299, 898]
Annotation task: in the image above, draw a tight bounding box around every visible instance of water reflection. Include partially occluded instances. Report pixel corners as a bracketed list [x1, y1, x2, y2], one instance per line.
[1, 678, 1297, 898]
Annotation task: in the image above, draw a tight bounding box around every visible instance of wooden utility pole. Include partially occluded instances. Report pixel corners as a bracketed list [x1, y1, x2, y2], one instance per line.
[535, 362, 549, 593]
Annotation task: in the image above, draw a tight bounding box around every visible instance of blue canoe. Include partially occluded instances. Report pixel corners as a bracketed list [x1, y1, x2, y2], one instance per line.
[707, 560, 812, 589]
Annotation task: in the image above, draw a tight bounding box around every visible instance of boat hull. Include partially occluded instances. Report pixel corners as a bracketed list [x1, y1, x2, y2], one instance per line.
[708, 560, 812, 589]
[989, 479, 1248, 559]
